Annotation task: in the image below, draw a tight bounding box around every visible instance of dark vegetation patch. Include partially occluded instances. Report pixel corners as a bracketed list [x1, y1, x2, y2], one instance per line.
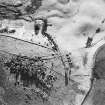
[0, 0, 43, 20]
[92, 89, 105, 105]
[31, 0, 42, 9]
[0, 3, 22, 20]
[4, 55, 57, 100]
[0, 57, 24, 105]
[25, 5, 36, 14]
[3, 88, 23, 105]
[92, 59, 105, 105]
[0, 62, 7, 89]
[93, 59, 105, 79]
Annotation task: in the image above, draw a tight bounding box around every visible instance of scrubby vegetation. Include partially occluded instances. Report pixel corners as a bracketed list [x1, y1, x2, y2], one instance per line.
[4, 55, 57, 97]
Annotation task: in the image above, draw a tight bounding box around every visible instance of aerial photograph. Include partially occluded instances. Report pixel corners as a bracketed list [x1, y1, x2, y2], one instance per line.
[0, 0, 105, 105]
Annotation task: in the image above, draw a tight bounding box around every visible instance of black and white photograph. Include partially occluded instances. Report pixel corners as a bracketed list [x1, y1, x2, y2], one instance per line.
[0, 0, 105, 105]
